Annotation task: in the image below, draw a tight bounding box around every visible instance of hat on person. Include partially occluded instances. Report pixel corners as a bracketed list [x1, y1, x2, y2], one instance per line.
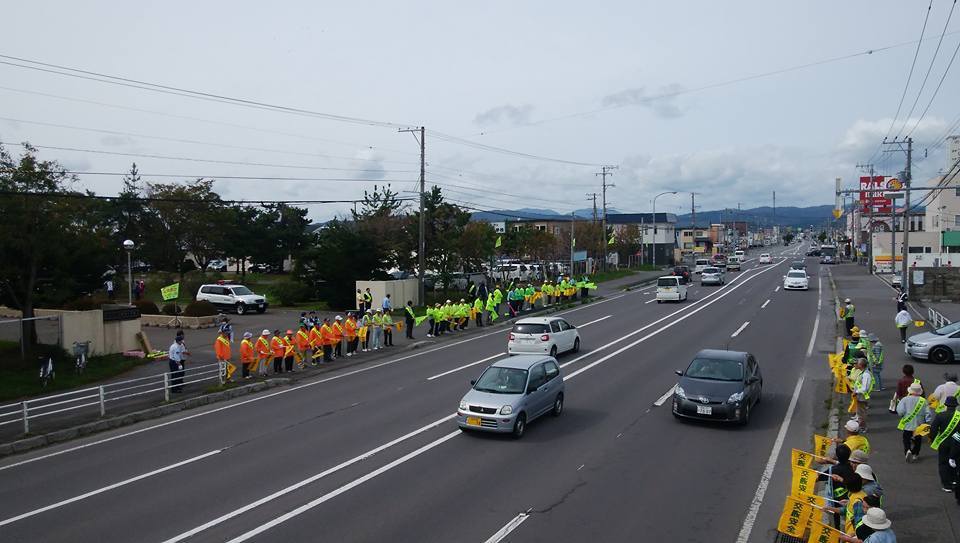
[946, 396, 959, 407]
[861, 507, 891, 530]
[844, 420, 860, 433]
[335, 315, 342, 321]
[261, 329, 270, 335]
[446, 299, 452, 304]
[376, 307, 383, 312]
[366, 309, 373, 313]
[273, 329, 281, 334]
[908, 382, 923, 394]
[855, 463, 875, 481]
[845, 298, 851, 303]
[243, 332, 253, 338]
[285, 329, 293, 335]
[850, 449, 870, 463]
[175, 336, 183, 342]
[945, 372, 959, 382]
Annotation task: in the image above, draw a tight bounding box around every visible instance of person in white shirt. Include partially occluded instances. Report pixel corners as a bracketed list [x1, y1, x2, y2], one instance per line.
[168, 337, 189, 393]
[853, 358, 874, 432]
[932, 372, 959, 405]
[894, 309, 911, 344]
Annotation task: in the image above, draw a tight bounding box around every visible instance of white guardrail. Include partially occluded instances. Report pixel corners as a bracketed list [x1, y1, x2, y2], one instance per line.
[928, 307, 953, 330]
[0, 361, 226, 435]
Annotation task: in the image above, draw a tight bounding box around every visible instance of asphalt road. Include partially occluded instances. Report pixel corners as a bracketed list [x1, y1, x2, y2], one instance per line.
[0, 244, 839, 543]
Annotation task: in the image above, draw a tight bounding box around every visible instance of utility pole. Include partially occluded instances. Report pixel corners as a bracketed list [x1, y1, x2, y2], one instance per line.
[857, 163, 875, 273]
[595, 165, 618, 272]
[399, 126, 426, 305]
[586, 193, 598, 223]
[570, 211, 576, 276]
[883, 137, 913, 293]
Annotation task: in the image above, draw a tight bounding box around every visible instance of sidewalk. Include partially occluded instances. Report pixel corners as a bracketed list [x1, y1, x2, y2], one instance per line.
[830, 263, 960, 541]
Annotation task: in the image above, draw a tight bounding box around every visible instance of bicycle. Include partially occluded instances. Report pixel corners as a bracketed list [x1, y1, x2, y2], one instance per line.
[39, 356, 55, 388]
[73, 341, 91, 375]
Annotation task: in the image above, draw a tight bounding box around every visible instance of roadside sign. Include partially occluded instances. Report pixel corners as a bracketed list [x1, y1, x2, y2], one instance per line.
[572, 251, 588, 262]
[161, 283, 180, 301]
[887, 178, 902, 190]
[913, 270, 924, 285]
[832, 209, 842, 219]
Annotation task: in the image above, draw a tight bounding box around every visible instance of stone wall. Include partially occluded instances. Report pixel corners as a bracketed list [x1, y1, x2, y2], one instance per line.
[909, 267, 960, 302]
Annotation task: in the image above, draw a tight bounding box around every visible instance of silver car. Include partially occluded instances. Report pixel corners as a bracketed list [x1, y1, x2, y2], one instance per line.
[906, 321, 960, 364]
[457, 355, 564, 438]
[700, 267, 725, 286]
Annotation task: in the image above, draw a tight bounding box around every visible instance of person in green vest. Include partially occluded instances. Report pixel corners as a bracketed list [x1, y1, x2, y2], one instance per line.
[541, 280, 554, 306]
[485, 292, 499, 323]
[524, 283, 536, 311]
[457, 298, 469, 330]
[426, 303, 438, 338]
[493, 285, 503, 317]
[511, 285, 523, 315]
[930, 395, 960, 491]
[896, 381, 928, 462]
[580, 275, 590, 299]
[843, 297, 856, 336]
[868, 333, 885, 390]
[382, 309, 394, 347]
[473, 296, 484, 327]
[557, 277, 568, 303]
[404, 301, 416, 340]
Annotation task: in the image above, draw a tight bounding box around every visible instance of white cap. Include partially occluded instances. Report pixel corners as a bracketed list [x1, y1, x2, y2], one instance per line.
[261, 329, 271, 335]
[335, 315, 342, 321]
[845, 298, 851, 303]
[855, 463, 875, 481]
[845, 419, 860, 433]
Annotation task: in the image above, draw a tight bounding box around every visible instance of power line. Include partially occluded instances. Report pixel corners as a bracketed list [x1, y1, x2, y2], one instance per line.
[428, 130, 603, 167]
[0, 190, 415, 206]
[905, 12, 960, 137]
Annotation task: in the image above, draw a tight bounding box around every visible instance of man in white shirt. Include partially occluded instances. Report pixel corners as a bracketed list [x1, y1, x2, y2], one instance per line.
[168, 336, 189, 393]
[932, 372, 960, 405]
[853, 358, 874, 432]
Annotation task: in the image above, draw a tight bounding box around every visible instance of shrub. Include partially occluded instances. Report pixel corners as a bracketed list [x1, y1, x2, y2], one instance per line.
[267, 280, 313, 307]
[183, 300, 218, 317]
[161, 303, 183, 315]
[133, 300, 161, 315]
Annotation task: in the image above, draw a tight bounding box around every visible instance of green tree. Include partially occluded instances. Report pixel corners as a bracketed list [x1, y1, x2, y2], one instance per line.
[817, 231, 827, 244]
[782, 232, 795, 244]
[295, 219, 389, 308]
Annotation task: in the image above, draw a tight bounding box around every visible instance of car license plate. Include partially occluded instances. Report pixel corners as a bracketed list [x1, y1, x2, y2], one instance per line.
[466, 416, 481, 426]
[696, 405, 712, 415]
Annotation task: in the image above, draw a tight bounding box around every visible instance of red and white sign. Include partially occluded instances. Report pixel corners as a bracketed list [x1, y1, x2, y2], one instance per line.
[860, 176, 891, 214]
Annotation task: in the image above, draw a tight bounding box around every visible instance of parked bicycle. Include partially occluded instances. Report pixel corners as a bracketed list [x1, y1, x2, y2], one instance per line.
[73, 341, 91, 375]
[39, 356, 55, 388]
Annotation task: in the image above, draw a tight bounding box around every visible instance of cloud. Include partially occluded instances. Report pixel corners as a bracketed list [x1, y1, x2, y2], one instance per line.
[100, 135, 136, 147]
[473, 104, 534, 127]
[601, 83, 686, 119]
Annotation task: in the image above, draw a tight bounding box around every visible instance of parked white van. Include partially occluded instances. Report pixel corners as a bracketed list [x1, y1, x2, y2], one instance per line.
[656, 276, 688, 303]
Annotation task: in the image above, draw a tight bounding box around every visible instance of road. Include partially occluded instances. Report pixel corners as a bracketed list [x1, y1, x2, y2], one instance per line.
[0, 245, 836, 543]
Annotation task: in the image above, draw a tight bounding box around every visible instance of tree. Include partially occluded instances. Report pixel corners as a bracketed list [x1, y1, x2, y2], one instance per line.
[782, 232, 795, 244]
[351, 184, 407, 271]
[459, 222, 496, 272]
[817, 231, 827, 244]
[295, 219, 389, 308]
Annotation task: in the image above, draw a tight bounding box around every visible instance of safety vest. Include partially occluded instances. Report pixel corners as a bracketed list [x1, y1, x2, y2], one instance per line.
[283, 336, 296, 357]
[320, 324, 335, 345]
[845, 304, 855, 317]
[383, 314, 394, 327]
[296, 330, 310, 350]
[270, 336, 285, 357]
[897, 397, 926, 430]
[473, 298, 483, 311]
[215, 336, 231, 360]
[344, 319, 357, 339]
[240, 339, 255, 362]
[333, 321, 344, 340]
[406, 306, 415, 319]
[493, 289, 503, 304]
[309, 326, 322, 347]
[256, 336, 271, 357]
[363, 291, 373, 303]
[372, 314, 383, 327]
[932, 410, 960, 450]
[857, 371, 874, 400]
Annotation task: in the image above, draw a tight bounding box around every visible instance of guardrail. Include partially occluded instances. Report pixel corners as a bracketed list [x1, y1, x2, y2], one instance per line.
[927, 307, 952, 330]
[0, 361, 226, 435]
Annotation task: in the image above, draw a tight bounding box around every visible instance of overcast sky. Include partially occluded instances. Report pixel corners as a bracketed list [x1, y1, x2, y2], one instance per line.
[1, 1, 958, 222]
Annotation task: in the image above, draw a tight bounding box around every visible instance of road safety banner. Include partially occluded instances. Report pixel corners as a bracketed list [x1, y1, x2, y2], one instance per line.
[791, 449, 814, 469]
[161, 282, 180, 301]
[776, 495, 813, 538]
[833, 364, 848, 394]
[827, 353, 842, 369]
[813, 435, 831, 458]
[790, 465, 818, 497]
[807, 520, 841, 543]
[797, 492, 826, 508]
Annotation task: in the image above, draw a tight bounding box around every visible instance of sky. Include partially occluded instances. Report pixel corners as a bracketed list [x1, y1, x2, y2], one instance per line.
[1, 1, 959, 223]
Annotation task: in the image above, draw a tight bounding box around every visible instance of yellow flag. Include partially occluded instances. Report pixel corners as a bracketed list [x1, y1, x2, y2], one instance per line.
[791, 449, 814, 470]
[813, 434, 831, 458]
[914, 423, 932, 437]
[790, 465, 817, 497]
[848, 394, 858, 414]
[914, 320, 925, 327]
[798, 492, 826, 508]
[827, 353, 842, 369]
[807, 520, 841, 543]
[777, 495, 813, 538]
[495, 236, 502, 248]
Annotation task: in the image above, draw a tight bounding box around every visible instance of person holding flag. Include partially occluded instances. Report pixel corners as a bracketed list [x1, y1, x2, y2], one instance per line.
[473, 296, 484, 327]
[255, 329, 272, 376]
[282, 330, 297, 372]
[344, 313, 358, 356]
[239, 332, 255, 379]
[405, 301, 416, 339]
[426, 304, 437, 338]
[382, 310, 394, 346]
[214, 330, 236, 381]
[308, 320, 322, 364]
[333, 315, 345, 357]
[930, 395, 960, 492]
[320, 318, 335, 362]
[542, 279, 554, 306]
[295, 324, 310, 369]
[270, 329, 285, 374]
[897, 381, 929, 462]
[524, 283, 535, 311]
[492, 285, 503, 320]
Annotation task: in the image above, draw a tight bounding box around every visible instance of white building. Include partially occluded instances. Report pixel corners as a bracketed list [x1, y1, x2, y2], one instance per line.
[947, 135, 960, 173]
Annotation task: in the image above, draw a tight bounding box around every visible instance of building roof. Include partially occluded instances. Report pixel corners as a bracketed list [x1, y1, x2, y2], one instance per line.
[606, 213, 677, 225]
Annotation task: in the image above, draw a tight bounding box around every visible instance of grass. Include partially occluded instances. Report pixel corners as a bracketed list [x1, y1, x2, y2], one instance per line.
[591, 269, 639, 283]
[0, 341, 148, 402]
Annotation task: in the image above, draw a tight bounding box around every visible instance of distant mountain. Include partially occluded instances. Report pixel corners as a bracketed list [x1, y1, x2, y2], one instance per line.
[675, 205, 836, 228]
[470, 207, 622, 222]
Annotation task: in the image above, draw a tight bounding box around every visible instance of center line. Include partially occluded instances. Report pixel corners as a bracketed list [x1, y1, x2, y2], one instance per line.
[644, 298, 658, 304]
[761, 299, 770, 309]
[653, 385, 676, 406]
[731, 321, 750, 337]
[483, 510, 532, 543]
[774, 286, 780, 292]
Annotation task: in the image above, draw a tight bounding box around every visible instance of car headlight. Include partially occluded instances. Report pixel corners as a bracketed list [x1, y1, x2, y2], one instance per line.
[912, 342, 927, 348]
[728, 391, 744, 403]
[500, 405, 513, 415]
[675, 385, 686, 399]
[459, 400, 467, 410]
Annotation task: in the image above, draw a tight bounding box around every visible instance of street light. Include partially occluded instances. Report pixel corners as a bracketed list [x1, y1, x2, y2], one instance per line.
[123, 239, 135, 305]
[652, 191, 678, 269]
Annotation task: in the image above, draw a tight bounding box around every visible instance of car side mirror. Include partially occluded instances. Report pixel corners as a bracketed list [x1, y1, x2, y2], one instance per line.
[674, 369, 683, 376]
[470, 379, 476, 386]
[568, 324, 576, 329]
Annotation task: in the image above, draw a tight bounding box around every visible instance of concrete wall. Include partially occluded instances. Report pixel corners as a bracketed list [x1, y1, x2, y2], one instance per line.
[354, 278, 420, 310]
[909, 267, 960, 302]
[9, 308, 144, 356]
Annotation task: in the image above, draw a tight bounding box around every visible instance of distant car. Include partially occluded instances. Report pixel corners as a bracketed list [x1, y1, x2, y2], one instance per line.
[700, 267, 725, 286]
[734, 250, 745, 259]
[656, 276, 688, 303]
[206, 259, 228, 272]
[783, 270, 809, 290]
[457, 355, 564, 438]
[891, 273, 902, 288]
[905, 321, 960, 364]
[726, 256, 742, 271]
[672, 349, 762, 425]
[196, 284, 268, 314]
[758, 253, 772, 265]
[672, 266, 692, 284]
[711, 254, 728, 269]
[790, 261, 806, 271]
[508, 317, 580, 358]
[694, 258, 711, 274]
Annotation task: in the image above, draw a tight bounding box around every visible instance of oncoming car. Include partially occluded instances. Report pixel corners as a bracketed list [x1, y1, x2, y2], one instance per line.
[758, 253, 772, 265]
[783, 270, 809, 290]
[508, 317, 580, 358]
[700, 267, 725, 286]
[457, 355, 564, 438]
[672, 349, 762, 425]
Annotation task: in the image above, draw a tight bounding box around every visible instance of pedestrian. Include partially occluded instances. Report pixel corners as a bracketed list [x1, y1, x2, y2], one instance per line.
[895, 286, 908, 311]
[382, 293, 392, 312]
[949, 427, 960, 502]
[133, 279, 143, 301]
[493, 285, 503, 319]
[852, 358, 874, 432]
[255, 329, 271, 376]
[356, 289, 366, 314]
[932, 372, 960, 406]
[371, 308, 384, 350]
[855, 463, 883, 500]
[829, 473, 866, 536]
[214, 330, 235, 381]
[477, 281, 488, 305]
[891, 364, 919, 413]
[457, 298, 468, 330]
[168, 335, 188, 393]
[894, 308, 911, 344]
[427, 304, 437, 337]
[240, 332, 255, 379]
[105, 278, 115, 301]
[320, 318, 335, 362]
[836, 419, 871, 454]
[896, 381, 928, 462]
[473, 296, 484, 327]
[218, 316, 234, 342]
[308, 320, 322, 365]
[405, 301, 416, 339]
[843, 298, 856, 336]
[282, 330, 296, 372]
[868, 334, 884, 390]
[839, 507, 896, 543]
[361, 310, 373, 351]
[819, 443, 855, 527]
[580, 275, 590, 299]
[929, 395, 960, 492]
[363, 288, 373, 313]
[333, 316, 344, 358]
[344, 312, 358, 356]
[382, 310, 394, 346]
[270, 329, 285, 374]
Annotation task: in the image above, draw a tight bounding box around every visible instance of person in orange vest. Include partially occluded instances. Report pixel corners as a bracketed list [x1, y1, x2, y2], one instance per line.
[255, 329, 272, 376]
[282, 330, 298, 372]
[344, 312, 358, 357]
[332, 315, 345, 358]
[295, 324, 311, 369]
[240, 332, 256, 379]
[320, 318, 335, 362]
[270, 329, 285, 374]
[214, 330, 236, 381]
[308, 320, 322, 365]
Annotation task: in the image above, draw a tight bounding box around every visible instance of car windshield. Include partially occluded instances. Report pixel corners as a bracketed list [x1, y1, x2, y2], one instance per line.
[933, 322, 960, 336]
[685, 358, 743, 381]
[513, 323, 549, 334]
[474, 367, 528, 394]
[696, 260, 709, 265]
[787, 271, 806, 278]
[231, 286, 254, 295]
[658, 278, 678, 287]
[703, 267, 719, 274]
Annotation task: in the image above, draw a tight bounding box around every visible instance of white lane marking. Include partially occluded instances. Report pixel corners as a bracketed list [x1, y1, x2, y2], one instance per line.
[427, 354, 502, 381]
[731, 321, 750, 337]
[774, 286, 780, 292]
[578, 315, 612, 328]
[806, 276, 823, 358]
[760, 299, 770, 309]
[224, 431, 462, 543]
[735, 374, 806, 543]
[483, 510, 531, 543]
[160, 414, 457, 543]
[0, 449, 222, 527]
[653, 385, 676, 406]
[644, 298, 658, 304]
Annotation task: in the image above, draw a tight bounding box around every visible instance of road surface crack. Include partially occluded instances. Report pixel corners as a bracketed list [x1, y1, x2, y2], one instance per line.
[530, 481, 587, 514]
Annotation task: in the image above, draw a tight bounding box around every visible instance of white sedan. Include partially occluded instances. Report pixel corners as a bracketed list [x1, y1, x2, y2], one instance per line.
[508, 317, 580, 358]
[759, 253, 772, 264]
[783, 270, 809, 290]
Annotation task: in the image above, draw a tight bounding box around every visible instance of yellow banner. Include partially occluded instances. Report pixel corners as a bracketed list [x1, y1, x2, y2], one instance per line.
[791, 449, 814, 470]
[807, 520, 840, 543]
[813, 435, 831, 458]
[827, 353, 842, 369]
[848, 394, 858, 414]
[777, 495, 813, 538]
[833, 364, 848, 394]
[790, 465, 817, 497]
[798, 492, 826, 509]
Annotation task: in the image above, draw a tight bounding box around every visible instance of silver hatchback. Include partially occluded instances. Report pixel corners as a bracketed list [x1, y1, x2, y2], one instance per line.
[457, 355, 564, 438]
[906, 321, 960, 364]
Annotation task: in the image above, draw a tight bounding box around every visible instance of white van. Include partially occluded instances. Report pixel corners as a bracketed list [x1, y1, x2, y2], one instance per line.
[734, 250, 745, 259]
[694, 258, 711, 274]
[656, 276, 688, 303]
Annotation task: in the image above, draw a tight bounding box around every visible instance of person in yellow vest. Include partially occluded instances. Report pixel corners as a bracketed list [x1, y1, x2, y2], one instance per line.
[333, 315, 345, 358]
[282, 330, 297, 372]
[542, 280, 554, 306]
[929, 395, 960, 491]
[457, 299, 468, 330]
[405, 301, 417, 339]
[371, 308, 384, 349]
[851, 358, 874, 431]
[320, 318, 335, 362]
[308, 321, 322, 364]
[896, 381, 928, 462]
[239, 332, 255, 379]
[255, 329, 272, 376]
[295, 324, 310, 369]
[382, 310, 394, 346]
[214, 330, 236, 381]
[344, 313, 358, 356]
[270, 329, 285, 374]
[473, 296, 484, 327]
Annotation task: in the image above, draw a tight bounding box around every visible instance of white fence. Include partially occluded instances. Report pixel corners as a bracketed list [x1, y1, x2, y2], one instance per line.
[0, 361, 226, 435]
[927, 307, 953, 330]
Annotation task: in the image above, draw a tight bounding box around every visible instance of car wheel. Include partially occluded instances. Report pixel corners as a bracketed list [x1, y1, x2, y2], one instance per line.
[552, 393, 564, 416]
[549, 345, 558, 358]
[572, 338, 580, 353]
[930, 346, 955, 364]
[235, 303, 246, 315]
[512, 413, 527, 439]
